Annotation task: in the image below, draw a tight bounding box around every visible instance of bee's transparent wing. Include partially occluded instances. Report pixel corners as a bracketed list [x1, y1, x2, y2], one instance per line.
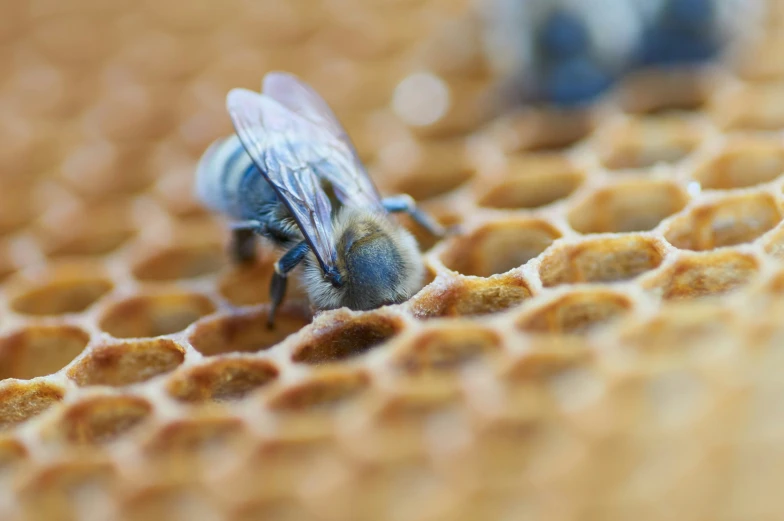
[226, 88, 338, 273]
[261, 72, 385, 213]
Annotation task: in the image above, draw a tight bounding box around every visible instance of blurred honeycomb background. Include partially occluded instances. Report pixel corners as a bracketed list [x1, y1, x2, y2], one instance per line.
[1, 0, 784, 519]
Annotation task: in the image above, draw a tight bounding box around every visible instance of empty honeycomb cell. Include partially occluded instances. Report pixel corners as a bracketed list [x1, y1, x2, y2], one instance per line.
[166, 358, 279, 403]
[487, 108, 594, 153]
[59, 142, 156, 199]
[0, 325, 90, 380]
[597, 117, 703, 170]
[539, 235, 667, 287]
[267, 369, 370, 411]
[189, 308, 310, 357]
[517, 289, 634, 335]
[477, 160, 585, 210]
[132, 245, 224, 282]
[643, 251, 760, 301]
[713, 82, 784, 131]
[122, 483, 222, 521]
[98, 292, 216, 338]
[67, 339, 186, 387]
[392, 325, 501, 373]
[410, 273, 532, 319]
[663, 192, 782, 251]
[568, 180, 689, 234]
[144, 417, 246, 454]
[440, 219, 561, 277]
[400, 205, 462, 253]
[218, 258, 309, 307]
[692, 137, 784, 190]
[56, 395, 152, 445]
[618, 69, 709, 114]
[503, 337, 591, 381]
[8, 266, 113, 316]
[0, 381, 64, 430]
[376, 138, 475, 201]
[292, 313, 404, 364]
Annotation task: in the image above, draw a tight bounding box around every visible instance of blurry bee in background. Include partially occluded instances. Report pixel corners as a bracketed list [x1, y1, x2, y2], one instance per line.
[630, 0, 763, 67]
[476, 0, 644, 107]
[196, 72, 447, 328]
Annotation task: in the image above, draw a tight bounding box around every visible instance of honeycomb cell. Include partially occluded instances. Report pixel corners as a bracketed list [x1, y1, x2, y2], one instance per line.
[0, 381, 64, 430]
[292, 313, 404, 364]
[56, 395, 152, 445]
[477, 159, 585, 210]
[0, 185, 36, 237]
[0, 325, 90, 380]
[392, 325, 501, 373]
[503, 337, 591, 381]
[643, 251, 760, 301]
[539, 235, 667, 287]
[376, 138, 475, 201]
[132, 245, 224, 282]
[99, 292, 216, 338]
[568, 180, 689, 234]
[167, 358, 279, 403]
[692, 137, 784, 190]
[232, 498, 318, 521]
[218, 258, 308, 307]
[714, 82, 784, 131]
[189, 308, 310, 357]
[440, 219, 561, 277]
[267, 369, 370, 411]
[517, 289, 634, 334]
[0, 437, 27, 468]
[487, 108, 594, 153]
[597, 117, 703, 170]
[9, 270, 113, 317]
[67, 339, 186, 387]
[410, 273, 532, 319]
[618, 69, 709, 114]
[144, 417, 246, 454]
[664, 192, 782, 251]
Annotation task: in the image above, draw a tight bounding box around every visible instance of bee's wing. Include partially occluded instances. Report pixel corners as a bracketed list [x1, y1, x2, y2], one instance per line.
[226, 88, 339, 273]
[261, 72, 385, 213]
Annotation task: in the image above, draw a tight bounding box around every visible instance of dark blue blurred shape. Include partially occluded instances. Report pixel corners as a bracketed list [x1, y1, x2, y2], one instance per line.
[637, 0, 722, 66]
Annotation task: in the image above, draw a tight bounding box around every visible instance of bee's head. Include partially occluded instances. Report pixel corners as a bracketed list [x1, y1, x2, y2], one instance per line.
[302, 209, 424, 312]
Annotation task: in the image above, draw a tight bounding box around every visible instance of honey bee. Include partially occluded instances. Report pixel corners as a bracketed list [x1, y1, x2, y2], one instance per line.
[196, 72, 446, 327]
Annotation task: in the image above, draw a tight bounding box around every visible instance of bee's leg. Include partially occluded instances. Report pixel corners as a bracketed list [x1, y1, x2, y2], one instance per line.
[267, 240, 309, 329]
[382, 194, 447, 237]
[229, 220, 262, 264]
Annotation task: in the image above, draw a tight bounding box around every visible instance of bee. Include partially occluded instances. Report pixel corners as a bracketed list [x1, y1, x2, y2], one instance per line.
[196, 72, 447, 328]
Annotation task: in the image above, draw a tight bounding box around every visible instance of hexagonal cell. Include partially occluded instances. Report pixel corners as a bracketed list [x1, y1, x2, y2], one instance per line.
[440, 219, 561, 277]
[132, 244, 224, 282]
[617, 68, 709, 114]
[539, 235, 666, 287]
[503, 337, 591, 382]
[292, 313, 404, 365]
[517, 289, 634, 334]
[144, 417, 247, 455]
[399, 205, 462, 253]
[692, 137, 784, 190]
[664, 192, 782, 251]
[487, 108, 594, 153]
[643, 251, 759, 301]
[713, 82, 784, 131]
[166, 358, 279, 403]
[56, 395, 152, 445]
[568, 180, 689, 234]
[267, 369, 370, 412]
[392, 325, 501, 373]
[0, 381, 64, 430]
[189, 307, 310, 357]
[477, 157, 585, 210]
[409, 273, 532, 319]
[376, 138, 475, 201]
[597, 116, 703, 170]
[67, 338, 186, 387]
[98, 292, 216, 338]
[0, 325, 89, 380]
[9, 267, 114, 316]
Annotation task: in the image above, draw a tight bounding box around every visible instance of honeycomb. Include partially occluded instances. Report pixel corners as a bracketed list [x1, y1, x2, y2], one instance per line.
[1, 0, 784, 520]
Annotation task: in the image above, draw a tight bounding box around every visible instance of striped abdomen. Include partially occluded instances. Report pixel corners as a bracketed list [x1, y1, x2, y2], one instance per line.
[195, 134, 277, 222]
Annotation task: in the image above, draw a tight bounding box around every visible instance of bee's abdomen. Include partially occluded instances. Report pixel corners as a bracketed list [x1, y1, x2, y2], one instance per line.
[195, 134, 276, 222]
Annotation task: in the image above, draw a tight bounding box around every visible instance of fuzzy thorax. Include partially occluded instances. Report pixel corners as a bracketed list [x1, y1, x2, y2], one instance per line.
[302, 207, 424, 311]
